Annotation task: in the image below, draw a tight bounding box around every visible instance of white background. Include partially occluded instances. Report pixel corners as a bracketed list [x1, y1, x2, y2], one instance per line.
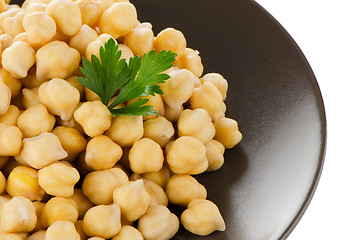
[255, 0, 362, 239]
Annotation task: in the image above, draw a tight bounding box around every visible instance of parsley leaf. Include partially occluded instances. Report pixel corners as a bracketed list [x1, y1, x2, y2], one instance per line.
[77, 38, 177, 116]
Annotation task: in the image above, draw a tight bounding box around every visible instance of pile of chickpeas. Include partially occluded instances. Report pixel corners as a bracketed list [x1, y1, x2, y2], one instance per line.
[0, 0, 243, 239]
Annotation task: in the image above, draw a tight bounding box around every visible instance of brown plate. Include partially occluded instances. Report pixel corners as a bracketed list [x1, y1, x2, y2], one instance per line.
[11, 0, 326, 239]
[131, 0, 326, 239]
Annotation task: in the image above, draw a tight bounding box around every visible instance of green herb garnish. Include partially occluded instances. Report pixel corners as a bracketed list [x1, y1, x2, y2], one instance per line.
[77, 38, 177, 116]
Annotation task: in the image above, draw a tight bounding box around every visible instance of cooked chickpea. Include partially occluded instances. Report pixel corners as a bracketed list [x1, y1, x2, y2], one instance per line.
[154, 27, 186, 60]
[82, 204, 121, 239]
[205, 140, 225, 171]
[6, 166, 44, 201]
[166, 175, 207, 207]
[161, 69, 196, 109]
[141, 166, 170, 189]
[46, 221, 80, 240]
[163, 103, 183, 122]
[74, 101, 112, 137]
[0, 68, 21, 98]
[22, 88, 40, 109]
[17, 104, 55, 138]
[32, 201, 45, 232]
[0, 33, 13, 51]
[56, 114, 85, 136]
[69, 25, 98, 57]
[85, 135, 123, 170]
[128, 94, 164, 121]
[76, 0, 102, 28]
[45, 0, 82, 36]
[85, 39, 104, 62]
[0, 105, 20, 126]
[0, 171, 5, 194]
[36, 41, 81, 81]
[38, 78, 80, 121]
[0, 8, 20, 30]
[19, 132, 68, 169]
[70, 189, 94, 219]
[201, 73, 228, 100]
[84, 87, 101, 101]
[129, 138, 163, 174]
[174, 48, 203, 77]
[190, 81, 226, 122]
[88, 238, 104, 240]
[166, 136, 208, 175]
[40, 197, 78, 227]
[143, 116, 174, 148]
[22, 68, 47, 89]
[105, 115, 143, 147]
[124, 22, 154, 56]
[181, 199, 225, 236]
[138, 205, 179, 240]
[143, 178, 168, 207]
[2, 41, 35, 78]
[0, 233, 24, 240]
[65, 76, 84, 97]
[22, 12, 56, 46]
[98, 2, 138, 39]
[38, 161, 80, 197]
[3, 11, 25, 39]
[0, 196, 37, 233]
[113, 179, 150, 222]
[0, 123, 22, 156]
[27, 230, 46, 240]
[25, 2, 47, 14]
[178, 108, 215, 144]
[82, 168, 128, 205]
[112, 225, 143, 240]
[214, 117, 243, 149]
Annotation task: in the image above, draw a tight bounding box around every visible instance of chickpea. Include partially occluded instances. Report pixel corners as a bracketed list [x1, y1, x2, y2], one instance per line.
[70, 189, 94, 219]
[22, 12, 56, 46]
[0, 33, 13, 51]
[98, 2, 138, 39]
[205, 140, 225, 171]
[190, 81, 226, 122]
[0, 196, 37, 233]
[138, 205, 179, 240]
[22, 68, 47, 89]
[2, 41, 35, 79]
[74, 220, 87, 240]
[76, 0, 103, 28]
[177, 108, 215, 144]
[143, 116, 174, 148]
[82, 204, 121, 239]
[161, 69, 196, 109]
[0, 171, 5, 194]
[105, 115, 143, 147]
[74, 101, 112, 137]
[181, 199, 225, 236]
[38, 78, 80, 121]
[88, 238, 104, 240]
[40, 197, 78, 227]
[27, 230, 46, 240]
[166, 136, 208, 175]
[174, 48, 203, 77]
[6, 166, 44, 201]
[32, 201, 45, 232]
[85, 40, 104, 62]
[128, 94, 164, 121]
[38, 161, 80, 197]
[0, 233, 24, 240]
[19, 132, 68, 169]
[0, 123, 22, 156]
[82, 168, 128, 205]
[0, 68, 21, 98]
[0, 105, 20, 126]
[45, 221, 80, 240]
[200, 73, 228, 100]
[166, 175, 207, 207]
[129, 138, 163, 174]
[113, 179, 150, 222]
[3, 11, 25, 39]
[155, 28, 186, 60]
[22, 88, 40, 109]
[45, 0, 81, 36]
[214, 117, 243, 149]
[85, 135, 123, 170]
[84, 87, 101, 101]
[65, 76, 84, 97]
[17, 104, 55, 138]
[124, 22, 154, 57]
[111, 225, 143, 240]
[143, 178, 168, 207]
[117, 44, 134, 62]
[50, 30, 70, 42]
[36, 41, 81, 81]
[25, 2, 47, 14]
[56, 114, 85, 137]
[100, 0, 113, 11]
[141, 166, 170, 189]
[163, 103, 183, 122]
[0, 8, 21, 30]
[69, 25, 98, 57]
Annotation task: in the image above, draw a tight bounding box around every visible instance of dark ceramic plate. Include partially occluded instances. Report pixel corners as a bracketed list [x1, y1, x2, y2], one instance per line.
[131, 0, 326, 239]
[12, 0, 326, 239]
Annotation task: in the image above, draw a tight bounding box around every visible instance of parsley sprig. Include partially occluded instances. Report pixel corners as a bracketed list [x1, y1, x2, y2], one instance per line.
[77, 38, 177, 116]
